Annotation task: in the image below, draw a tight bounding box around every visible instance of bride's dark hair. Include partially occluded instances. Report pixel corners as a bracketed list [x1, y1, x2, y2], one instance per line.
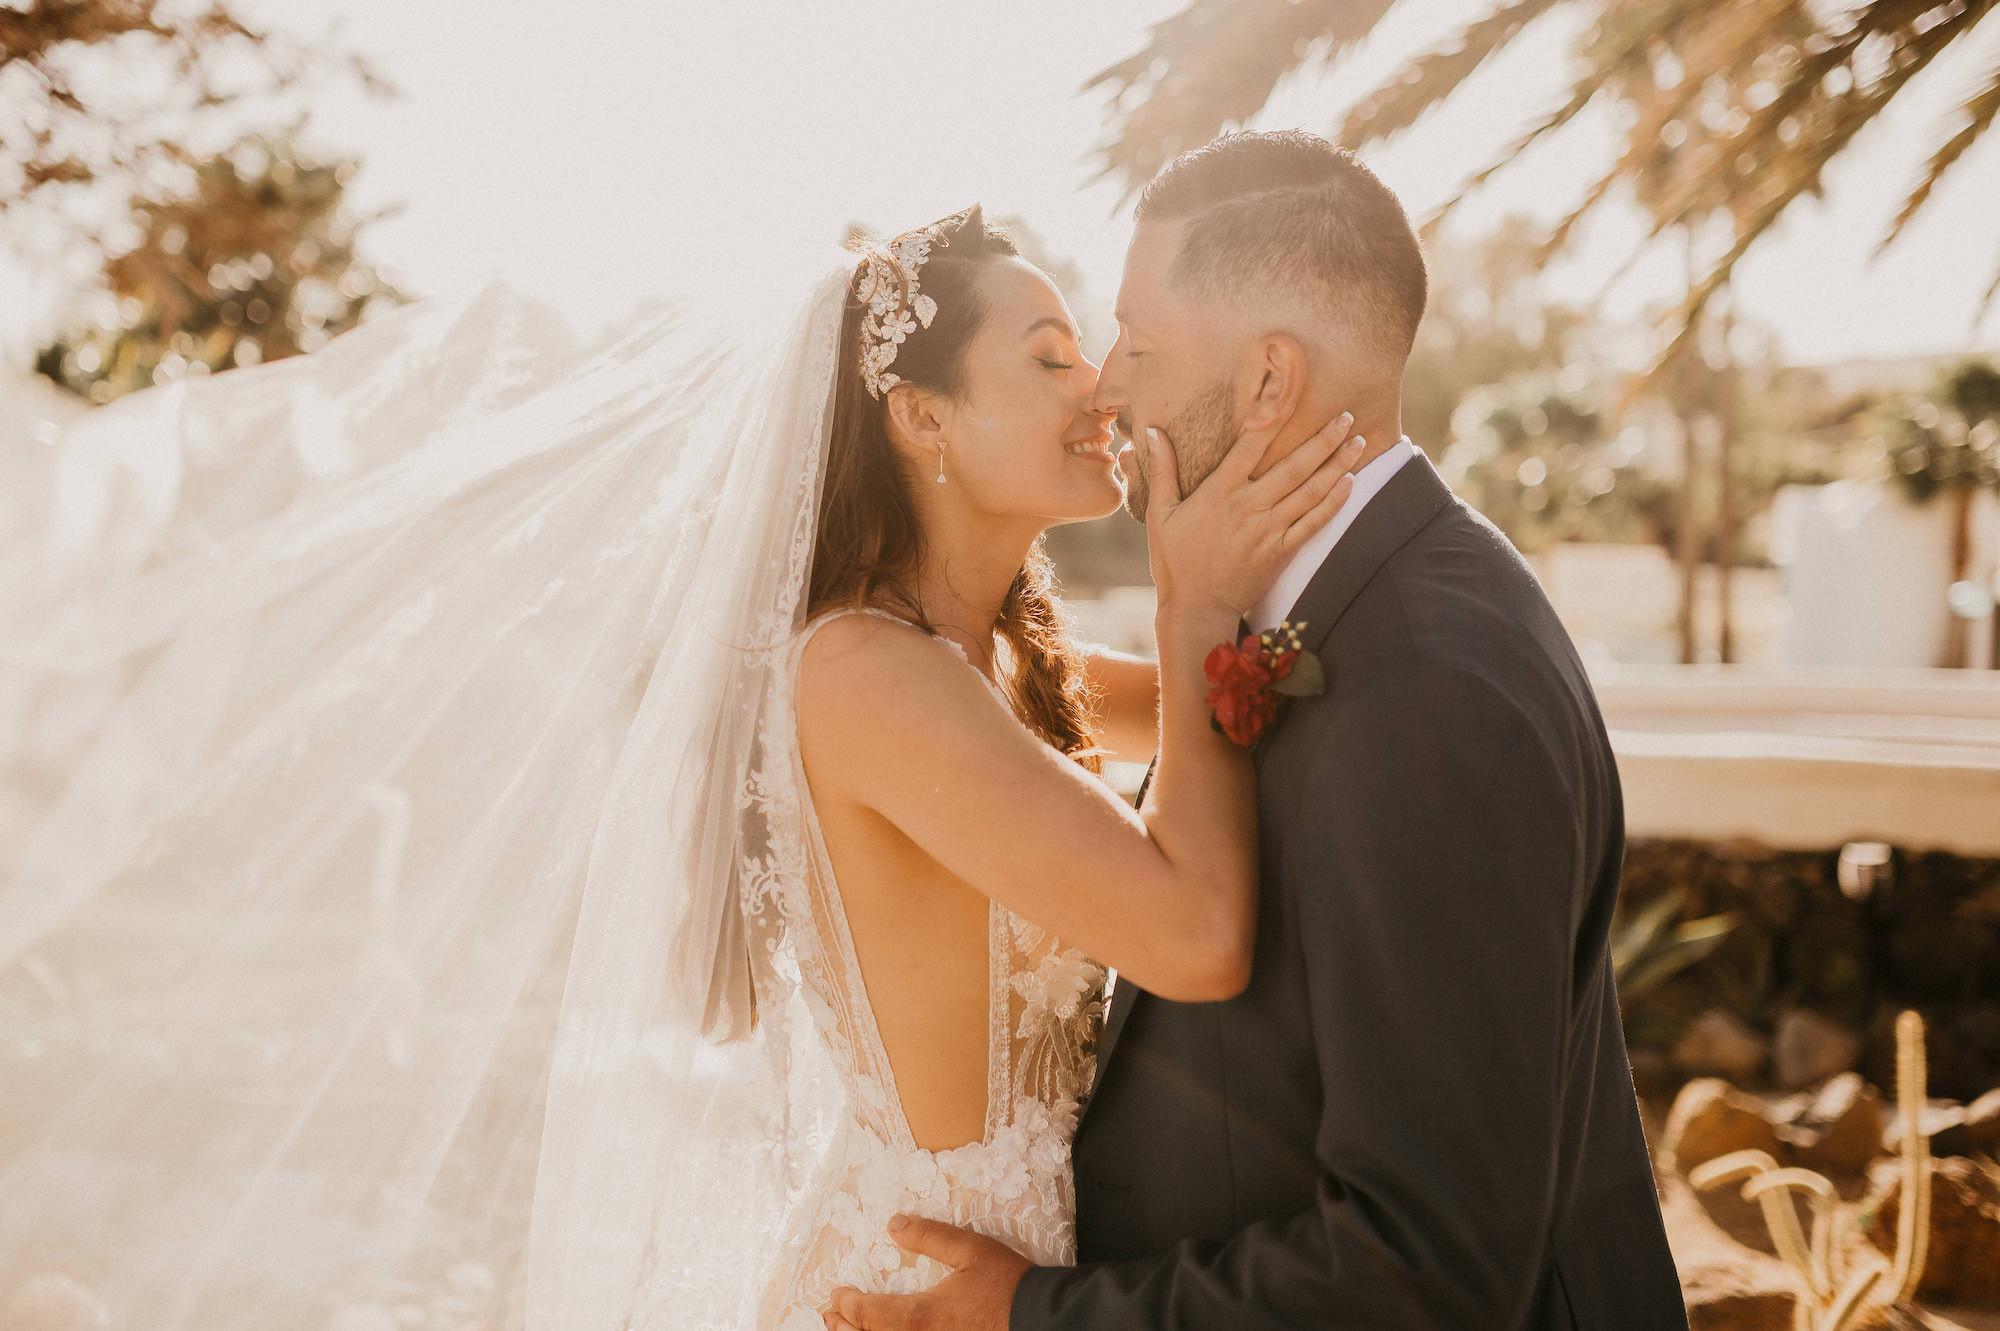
[808, 205, 1101, 773]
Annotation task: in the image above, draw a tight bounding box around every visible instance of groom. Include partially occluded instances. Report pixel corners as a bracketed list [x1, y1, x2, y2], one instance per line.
[831, 132, 1687, 1329]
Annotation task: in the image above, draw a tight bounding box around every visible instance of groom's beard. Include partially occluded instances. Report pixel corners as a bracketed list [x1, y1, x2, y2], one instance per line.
[1122, 376, 1238, 521]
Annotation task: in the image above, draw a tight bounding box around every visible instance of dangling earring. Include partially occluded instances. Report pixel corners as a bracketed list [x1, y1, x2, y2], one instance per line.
[934, 439, 948, 486]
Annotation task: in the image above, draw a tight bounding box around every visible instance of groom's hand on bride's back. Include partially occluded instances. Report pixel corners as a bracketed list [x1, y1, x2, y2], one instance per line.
[824, 1215, 1027, 1331]
[1142, 411, 1363, 615]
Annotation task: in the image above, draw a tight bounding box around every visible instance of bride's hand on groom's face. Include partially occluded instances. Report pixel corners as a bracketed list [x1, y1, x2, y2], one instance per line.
[1143, 411, 1364, 617]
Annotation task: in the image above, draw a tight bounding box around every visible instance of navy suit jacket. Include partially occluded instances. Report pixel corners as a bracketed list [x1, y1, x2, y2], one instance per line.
[1011, 449, 1687, 1330]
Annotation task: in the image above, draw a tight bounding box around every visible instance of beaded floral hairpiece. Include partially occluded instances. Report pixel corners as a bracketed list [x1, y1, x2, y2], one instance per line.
[854, 218, 957, 399]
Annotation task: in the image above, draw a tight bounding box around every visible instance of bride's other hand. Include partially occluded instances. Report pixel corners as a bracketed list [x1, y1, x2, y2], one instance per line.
[1140, 411, 1363, 617]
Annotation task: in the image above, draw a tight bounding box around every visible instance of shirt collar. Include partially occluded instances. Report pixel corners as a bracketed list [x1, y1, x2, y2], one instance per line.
[1249, 435, 1417, 632]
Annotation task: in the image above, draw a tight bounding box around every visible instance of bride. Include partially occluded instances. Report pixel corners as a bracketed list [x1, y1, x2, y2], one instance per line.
[0, 204, 1358, 1329]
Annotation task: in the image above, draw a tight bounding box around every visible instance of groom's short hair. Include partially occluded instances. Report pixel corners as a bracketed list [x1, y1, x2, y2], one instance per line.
[1136, 130, 1427, 362]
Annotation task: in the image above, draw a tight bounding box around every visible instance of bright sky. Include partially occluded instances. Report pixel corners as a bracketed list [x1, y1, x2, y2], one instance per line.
[7, 0, 1999, 368]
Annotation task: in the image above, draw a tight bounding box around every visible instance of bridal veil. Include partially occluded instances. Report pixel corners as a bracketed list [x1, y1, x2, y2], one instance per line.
[1, 246, 858, 1328]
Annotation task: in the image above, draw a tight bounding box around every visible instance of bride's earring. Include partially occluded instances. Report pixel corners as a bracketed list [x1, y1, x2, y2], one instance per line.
[935, 439, 948, 486]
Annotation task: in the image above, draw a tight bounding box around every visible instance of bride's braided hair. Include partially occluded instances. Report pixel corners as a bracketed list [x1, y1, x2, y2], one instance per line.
[808, 206, 1102, 774]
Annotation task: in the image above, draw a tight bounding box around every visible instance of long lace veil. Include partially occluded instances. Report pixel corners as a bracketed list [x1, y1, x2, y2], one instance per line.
[0, 246, 857, 1328]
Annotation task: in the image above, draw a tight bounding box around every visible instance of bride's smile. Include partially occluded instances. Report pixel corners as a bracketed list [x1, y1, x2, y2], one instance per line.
[1061, 431, 1117, 461]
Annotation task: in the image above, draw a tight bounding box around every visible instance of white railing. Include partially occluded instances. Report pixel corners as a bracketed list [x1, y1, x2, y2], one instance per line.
[1597, 665, 2000, 855]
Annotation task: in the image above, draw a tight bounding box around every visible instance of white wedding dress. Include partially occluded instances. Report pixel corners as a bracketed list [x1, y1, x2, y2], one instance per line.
[0, 251, 1104, 1329]
[746, 606, 1106, 1326]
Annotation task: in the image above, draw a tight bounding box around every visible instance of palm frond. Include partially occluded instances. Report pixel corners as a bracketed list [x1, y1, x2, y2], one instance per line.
[1418, 1, 1703, 228]
[1517, 0, 1806, 275]
[1880, 40, 2000, 251]
[1417, 77, 1608, 230]
[1089, 0, 2000, 354]
[1337, 0, 1572, 148]
[1535, 168, 1622, 262]
[1081, 0, 1399, 197]
[1628, 0, 1994, 396]
[1636, 0, 1990, 247]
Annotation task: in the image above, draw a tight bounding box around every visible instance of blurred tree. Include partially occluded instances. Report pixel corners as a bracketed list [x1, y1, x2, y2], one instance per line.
[1883, 361, 2000, 503]
[1879, 359, 2000, 663]
[1403, 215, 1597, 446]
[1086, 0, 2000, 353]
[1439, 372, 1677, 554]
[34, 127, 408, 403]
[0, 0, 392, 254]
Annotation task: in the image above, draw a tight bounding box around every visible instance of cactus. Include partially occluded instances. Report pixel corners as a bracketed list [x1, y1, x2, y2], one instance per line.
[1686, 1009, 1934, 1331]
[1886, 1010, 1931, 1305]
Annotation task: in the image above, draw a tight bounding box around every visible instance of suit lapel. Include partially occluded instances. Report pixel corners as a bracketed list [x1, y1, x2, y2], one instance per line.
[1088, 958, 1142, 1107]
[1083, 455, 1453, 1114]
[1282, 446, 1453, 659]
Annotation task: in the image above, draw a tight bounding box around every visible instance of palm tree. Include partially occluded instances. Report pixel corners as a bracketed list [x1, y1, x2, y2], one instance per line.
[1086, 0, 2000, 358]
[1088, 0, 1997, 663]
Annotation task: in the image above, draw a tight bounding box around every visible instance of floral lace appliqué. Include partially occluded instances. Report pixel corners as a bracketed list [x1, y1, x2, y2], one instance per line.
[745, 608, 1108, 1329]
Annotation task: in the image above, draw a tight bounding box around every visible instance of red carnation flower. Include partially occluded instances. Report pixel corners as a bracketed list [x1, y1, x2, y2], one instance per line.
[1201, 622, 1325, 748]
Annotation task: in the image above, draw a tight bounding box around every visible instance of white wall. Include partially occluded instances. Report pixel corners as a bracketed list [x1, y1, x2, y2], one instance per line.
[1770, 481, 1999, 669]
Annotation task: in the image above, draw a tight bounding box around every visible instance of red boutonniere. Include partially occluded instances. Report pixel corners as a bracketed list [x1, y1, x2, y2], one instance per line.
[1202, 620, 1326, 748]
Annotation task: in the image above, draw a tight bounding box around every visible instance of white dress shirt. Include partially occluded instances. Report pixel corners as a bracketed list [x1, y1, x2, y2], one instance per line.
[1249, 435, 1416, 632]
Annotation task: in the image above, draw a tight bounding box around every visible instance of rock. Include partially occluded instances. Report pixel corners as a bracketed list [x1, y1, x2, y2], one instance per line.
[1772, 1008, 1862, 1090]
[1680, 1268, 1794, 1331]
[1658, 1176, 1796, 1331]
[1787, 1072, 1886, 1175]
[0, 1275, 109, 1331]
[1863, 1154, 2000, 1305]
[1884, 1101, 1967, 1157]
[1928, 1103, 1976, 1159]
[1960, 1087, 2000, 1158]
[1664, 1078, 1785, 1174]
[1674, 1010, 1771, 1083]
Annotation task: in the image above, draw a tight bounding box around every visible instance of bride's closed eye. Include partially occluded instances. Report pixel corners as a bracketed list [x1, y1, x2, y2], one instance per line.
[1037, 357, 1075, 371]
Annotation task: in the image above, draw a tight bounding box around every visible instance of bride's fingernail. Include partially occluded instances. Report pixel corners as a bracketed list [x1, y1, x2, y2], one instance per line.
[1338, 411, 1354, 430]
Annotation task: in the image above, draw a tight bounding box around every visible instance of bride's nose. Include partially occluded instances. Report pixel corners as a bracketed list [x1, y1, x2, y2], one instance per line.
[1076, 357, 1113, 412]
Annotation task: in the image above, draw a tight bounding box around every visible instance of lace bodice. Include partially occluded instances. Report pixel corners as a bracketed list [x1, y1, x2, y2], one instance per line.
[741, 607, 1106, 1328]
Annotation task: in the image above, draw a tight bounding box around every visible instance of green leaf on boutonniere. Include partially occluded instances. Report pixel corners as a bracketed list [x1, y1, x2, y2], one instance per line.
[1270, 650, 1325, 698]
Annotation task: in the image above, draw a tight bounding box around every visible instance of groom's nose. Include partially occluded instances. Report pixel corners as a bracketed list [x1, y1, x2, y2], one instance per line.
[1089, 360, 1127, 422]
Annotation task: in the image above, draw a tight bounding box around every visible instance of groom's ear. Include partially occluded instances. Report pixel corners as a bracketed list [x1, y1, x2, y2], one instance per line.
[1236, 333, 1309, 435]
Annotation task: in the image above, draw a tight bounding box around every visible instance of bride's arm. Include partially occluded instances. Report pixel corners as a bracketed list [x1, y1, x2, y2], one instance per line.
[798, 417, 1361, 1002]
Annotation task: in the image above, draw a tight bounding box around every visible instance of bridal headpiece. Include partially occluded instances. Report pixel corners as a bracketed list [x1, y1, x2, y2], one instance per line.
[854, 210, 967, 399]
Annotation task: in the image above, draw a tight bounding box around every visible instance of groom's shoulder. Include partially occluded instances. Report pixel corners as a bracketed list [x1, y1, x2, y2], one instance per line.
[1349, 497, 1562, 651]
[1308, 508, 1589, 734]
[1329, 526, 1505, 654]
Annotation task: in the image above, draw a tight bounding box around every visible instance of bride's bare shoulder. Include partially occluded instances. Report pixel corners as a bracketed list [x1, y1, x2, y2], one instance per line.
[799, 609, 953, 705]
[795, 612, 991, 775]
[800, 608, 940, 681]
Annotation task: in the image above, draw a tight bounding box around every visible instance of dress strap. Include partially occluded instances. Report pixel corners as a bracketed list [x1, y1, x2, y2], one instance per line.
[796, 605, 1016, 718]
[803, 605, 926, 634]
